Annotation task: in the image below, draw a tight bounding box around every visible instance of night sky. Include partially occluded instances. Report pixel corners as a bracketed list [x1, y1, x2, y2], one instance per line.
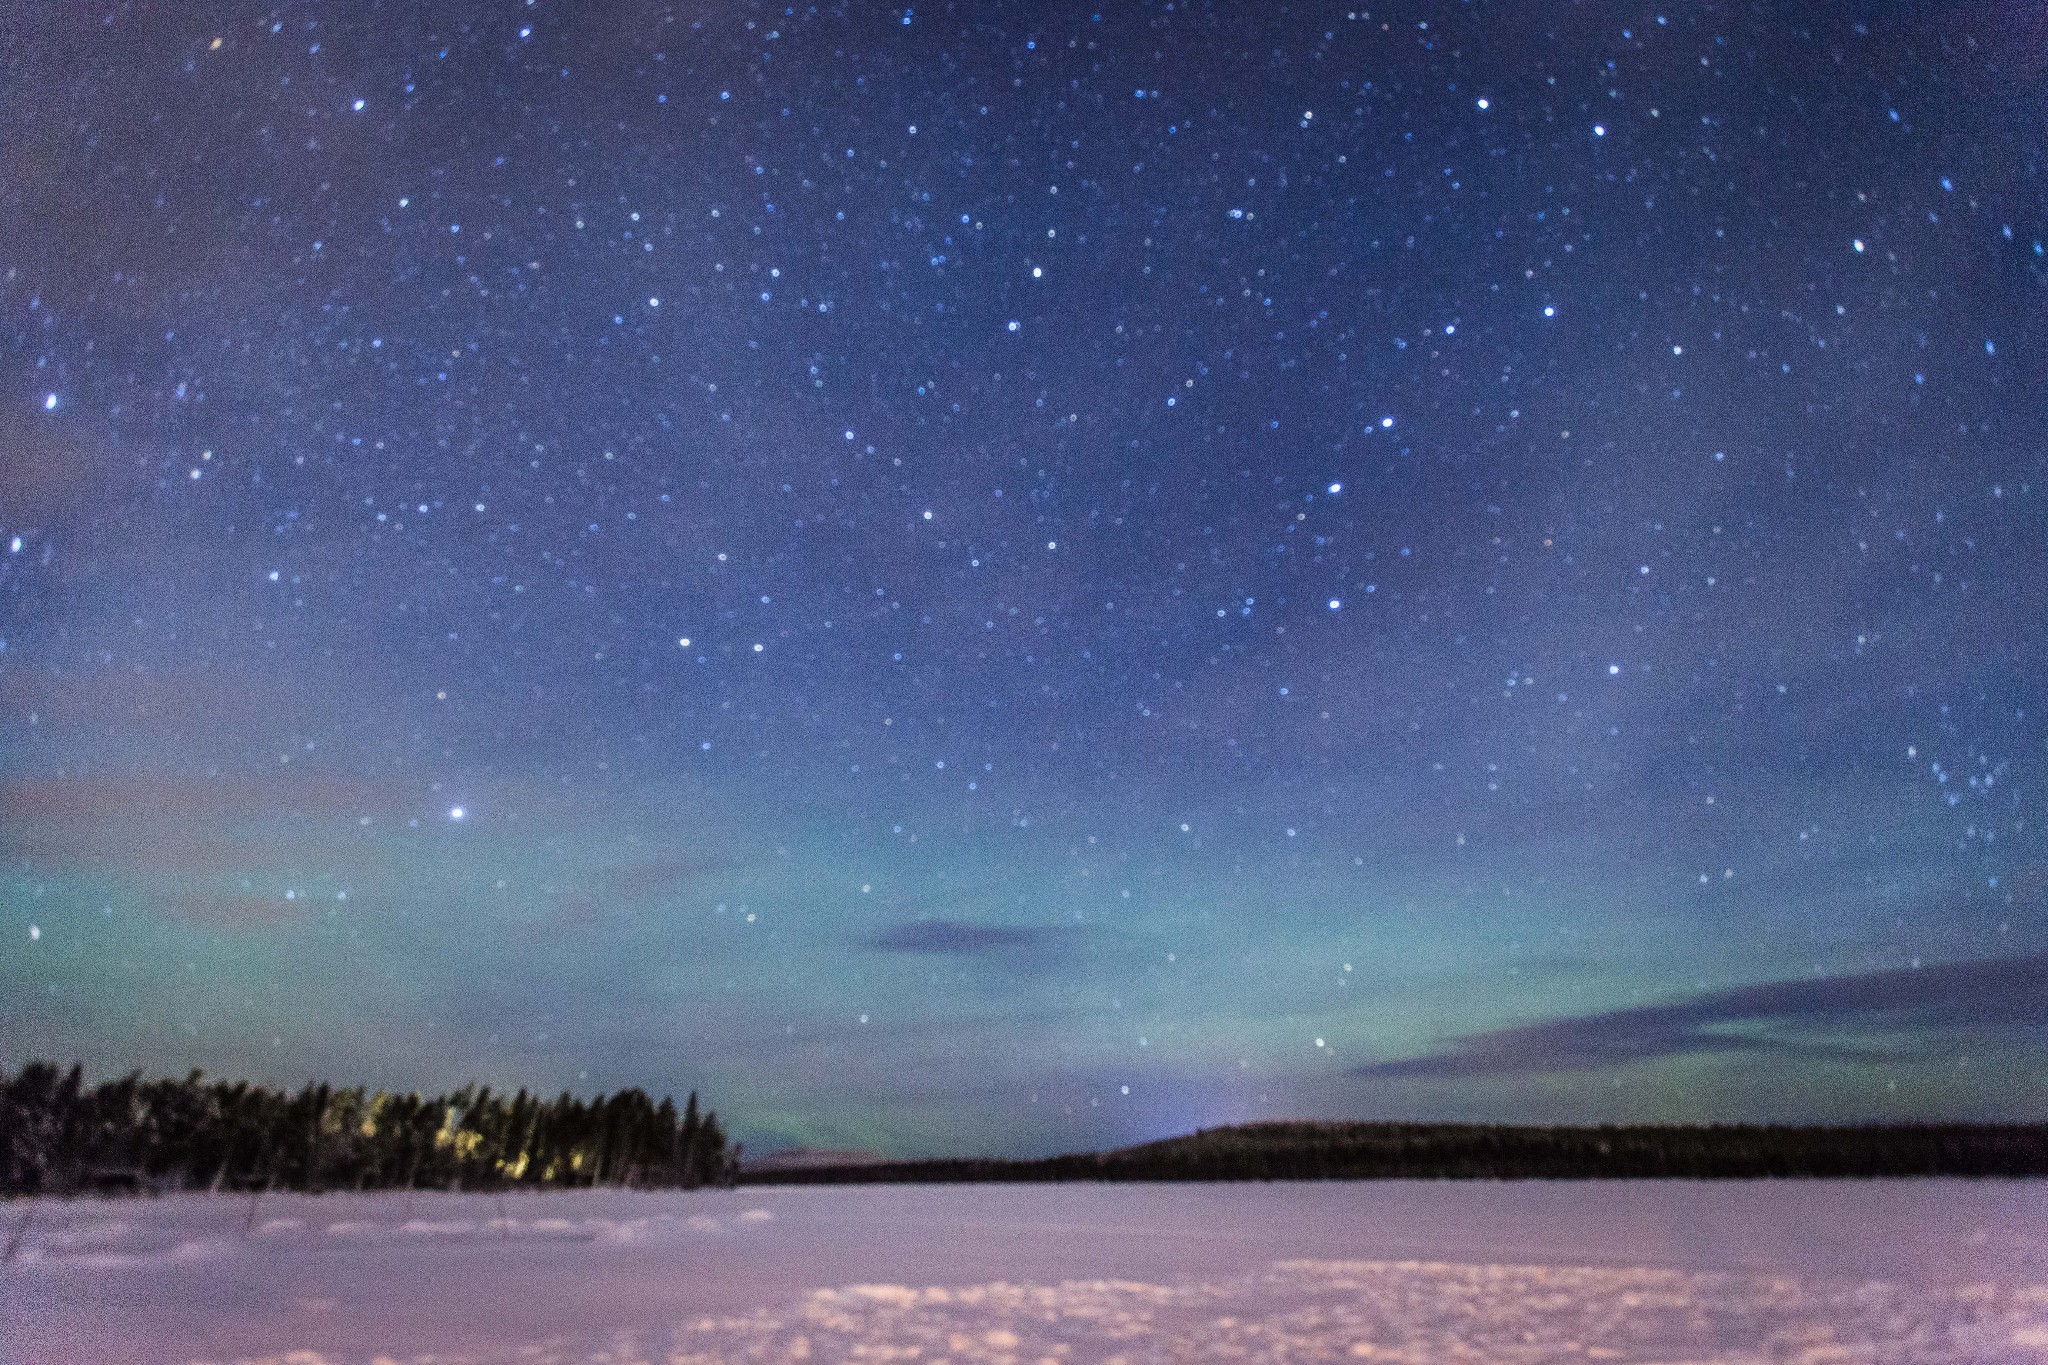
[4, 1, 2045, 1159]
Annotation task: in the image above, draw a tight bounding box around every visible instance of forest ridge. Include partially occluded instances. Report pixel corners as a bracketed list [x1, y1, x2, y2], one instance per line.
[12, 1062, 2048, 1195]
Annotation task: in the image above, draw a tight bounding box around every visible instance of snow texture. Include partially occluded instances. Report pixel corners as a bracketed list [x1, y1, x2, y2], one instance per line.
[6, 1181, 2047, 1364]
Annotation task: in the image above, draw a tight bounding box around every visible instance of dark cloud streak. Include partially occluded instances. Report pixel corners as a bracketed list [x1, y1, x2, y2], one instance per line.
[868, 921, 1051, 956]
[1352, 956, 2048, 1080]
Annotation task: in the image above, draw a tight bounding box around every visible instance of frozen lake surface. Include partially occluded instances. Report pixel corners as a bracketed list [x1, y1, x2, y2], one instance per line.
[6, 1180, 2048, 1363]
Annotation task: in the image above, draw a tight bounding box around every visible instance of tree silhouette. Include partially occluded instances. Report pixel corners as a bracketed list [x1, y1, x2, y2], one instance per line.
[0, 1062, 729, 1197]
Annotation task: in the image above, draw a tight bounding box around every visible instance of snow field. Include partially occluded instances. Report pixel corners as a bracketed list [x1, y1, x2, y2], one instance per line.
[7, 1181, 2047, 1364]
[149, 1261, 2048, 1365]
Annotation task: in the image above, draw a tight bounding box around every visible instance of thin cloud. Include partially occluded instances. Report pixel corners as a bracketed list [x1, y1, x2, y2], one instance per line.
[0, 772, 391, 823]
[172, 893, 305, 929]
[606, 854, 736, 896]
[869, 920, 1049, 955]
[1351, 954, 2048, 1080]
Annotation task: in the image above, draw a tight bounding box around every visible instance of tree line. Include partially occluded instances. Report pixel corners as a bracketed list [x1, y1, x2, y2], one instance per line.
[1, 1062, 732, 1197]
[744, 1118, 2048, 1183]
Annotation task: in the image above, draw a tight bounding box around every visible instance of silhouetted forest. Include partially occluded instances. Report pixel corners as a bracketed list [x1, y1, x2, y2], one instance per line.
[1, 1062, 731, 1196]
[742, 1119, 2048, 1183]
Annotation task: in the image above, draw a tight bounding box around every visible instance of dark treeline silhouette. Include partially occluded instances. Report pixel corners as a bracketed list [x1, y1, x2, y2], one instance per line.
[742, 1119, 2048, 1183]
[1, 1062, 731, 1197]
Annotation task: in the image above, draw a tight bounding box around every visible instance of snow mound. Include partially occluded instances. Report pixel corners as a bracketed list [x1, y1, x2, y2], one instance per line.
[10, 1206, 775, 1270]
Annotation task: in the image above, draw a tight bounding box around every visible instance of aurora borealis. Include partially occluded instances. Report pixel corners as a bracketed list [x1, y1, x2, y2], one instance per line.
[3, 1, 2045, 1157]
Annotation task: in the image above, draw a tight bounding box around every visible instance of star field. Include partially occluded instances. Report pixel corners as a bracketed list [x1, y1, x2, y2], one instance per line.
[2, 1, 2044, 1156]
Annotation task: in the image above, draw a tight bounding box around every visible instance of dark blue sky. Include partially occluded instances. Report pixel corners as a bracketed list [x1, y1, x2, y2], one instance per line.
[3, 0, 2044, 1157]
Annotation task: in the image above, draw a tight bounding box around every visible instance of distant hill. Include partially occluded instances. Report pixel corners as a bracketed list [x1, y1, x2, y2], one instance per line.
[742, 1147, 894, 1173]
[739, 1119, 2048, 1183]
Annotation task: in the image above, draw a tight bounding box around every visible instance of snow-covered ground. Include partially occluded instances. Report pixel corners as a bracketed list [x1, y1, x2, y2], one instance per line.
[6, 1180, 2047, 1364]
